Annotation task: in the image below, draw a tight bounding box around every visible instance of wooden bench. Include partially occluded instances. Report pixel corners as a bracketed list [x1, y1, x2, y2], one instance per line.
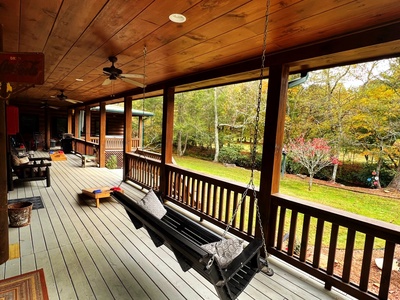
[81, 154, 97, 167]
[8, 154, 51, 191]
[111, 191, 264, 300]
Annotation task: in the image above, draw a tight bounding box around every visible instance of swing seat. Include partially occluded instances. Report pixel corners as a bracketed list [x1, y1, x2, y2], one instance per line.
[111, 191, 263, 300]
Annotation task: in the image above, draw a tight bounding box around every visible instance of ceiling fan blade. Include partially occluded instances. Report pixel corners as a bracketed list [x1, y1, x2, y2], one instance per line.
[120, 77, 146, 88]
[66, 99, 83, 104]
[49, 105, 60, 110]
[121, 73, 144, 79]
[102, 78, 112, 86]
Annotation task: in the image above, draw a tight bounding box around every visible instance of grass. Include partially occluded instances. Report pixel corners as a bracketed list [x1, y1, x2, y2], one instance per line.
[174, 156, 261, 184]
[174, 155, 400, 248]
[279, 176, 400, 225]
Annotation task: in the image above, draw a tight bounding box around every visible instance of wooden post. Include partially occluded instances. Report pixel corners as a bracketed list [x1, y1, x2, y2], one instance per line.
[85, 106, 91, 154]
[74, 109, 80, 138]
[99, 102, 106, 168]
[0, 24, 9, 265]
[124, 97, 132, 181]
[44, 105, 50, 150]
[258, 64, 289, 250]
[160, 86, 175, 197]
[67, 109, 73, 133]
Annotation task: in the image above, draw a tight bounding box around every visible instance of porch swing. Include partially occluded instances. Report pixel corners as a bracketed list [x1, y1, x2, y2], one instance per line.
[111, 1, 273, 299]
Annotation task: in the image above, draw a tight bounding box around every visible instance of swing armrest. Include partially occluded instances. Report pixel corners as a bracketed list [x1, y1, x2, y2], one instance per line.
[218, 238, 263, 282]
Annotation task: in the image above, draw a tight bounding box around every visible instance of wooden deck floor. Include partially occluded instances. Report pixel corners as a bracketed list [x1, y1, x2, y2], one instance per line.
[1, 152, 355, 299]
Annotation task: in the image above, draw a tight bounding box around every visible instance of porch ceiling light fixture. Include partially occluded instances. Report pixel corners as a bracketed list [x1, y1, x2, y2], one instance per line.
[169, 13, 186, 23]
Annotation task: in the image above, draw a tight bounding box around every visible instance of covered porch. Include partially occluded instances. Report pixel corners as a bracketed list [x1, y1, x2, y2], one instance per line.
[1, 152, 352, 299]
[1, 0, 400, 299]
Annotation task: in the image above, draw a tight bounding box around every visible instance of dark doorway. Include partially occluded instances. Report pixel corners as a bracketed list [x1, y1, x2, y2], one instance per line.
[51, 117, 67, 139]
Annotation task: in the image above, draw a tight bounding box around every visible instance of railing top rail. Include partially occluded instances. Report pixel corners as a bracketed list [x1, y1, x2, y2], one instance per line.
[72, 137, 98, 147]
[272, 193, 400, 244]
[134, 148, 161, 157]
[166, 163, 258, 195]
[126, 152, 161, 164]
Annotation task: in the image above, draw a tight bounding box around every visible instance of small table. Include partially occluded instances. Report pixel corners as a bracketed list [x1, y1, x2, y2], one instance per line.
[81, 186, 123, 208]
[15, 147, 27, 157]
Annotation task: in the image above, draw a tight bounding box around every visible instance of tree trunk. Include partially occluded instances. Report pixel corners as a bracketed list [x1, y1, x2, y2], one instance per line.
[308, 173, 314, 191]
[376, 157, 383, 189]
[332, 163, 338, 182]
[213, 87, 220, 162]
[182, 133, 188, 156]
[177, 130, 183, 156]
[388, 164, 400, 190]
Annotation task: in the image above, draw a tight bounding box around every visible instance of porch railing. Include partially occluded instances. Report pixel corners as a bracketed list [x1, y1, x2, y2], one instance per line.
[72, 138, 97, 155]
[125, 152, 161, 190]
[267, 193, 400, 300]
[124, 152, 399, 300]
[90, 136, 140, 150]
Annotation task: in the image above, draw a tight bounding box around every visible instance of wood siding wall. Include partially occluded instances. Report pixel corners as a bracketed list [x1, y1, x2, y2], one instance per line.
[89, 112, 124, 136]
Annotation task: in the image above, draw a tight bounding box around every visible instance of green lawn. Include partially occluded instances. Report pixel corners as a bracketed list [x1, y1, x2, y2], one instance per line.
[174, 155, 400, 248]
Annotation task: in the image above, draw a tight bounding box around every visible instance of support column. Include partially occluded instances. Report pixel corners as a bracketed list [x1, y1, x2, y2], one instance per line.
[67, 109, 73, 133]
[160, 86, 175, 196]
[74, 109, 80, 138]
[85, 106, 91, 154]
[124, 97, 132, 181]
[0, 24, 9, 264]
[258, 64, 289, 248]
[44, 105, 50, 150]
[0, 99, 8, 264]
[99, 102, 106, 168]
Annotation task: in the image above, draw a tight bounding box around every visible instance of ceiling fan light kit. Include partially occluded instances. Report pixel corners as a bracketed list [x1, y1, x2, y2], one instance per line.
[102, 56, 145, 88]
[55, 90, 83, 104]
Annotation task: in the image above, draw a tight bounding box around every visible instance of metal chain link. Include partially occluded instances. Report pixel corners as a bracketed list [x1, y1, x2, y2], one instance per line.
[223, 0, 271, 270]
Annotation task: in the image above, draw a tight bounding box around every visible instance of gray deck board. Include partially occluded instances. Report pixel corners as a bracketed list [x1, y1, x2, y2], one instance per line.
[1, 152, 355, 299]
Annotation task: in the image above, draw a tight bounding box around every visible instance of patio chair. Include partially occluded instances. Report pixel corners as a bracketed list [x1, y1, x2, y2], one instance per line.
[7, 153, 52, 191]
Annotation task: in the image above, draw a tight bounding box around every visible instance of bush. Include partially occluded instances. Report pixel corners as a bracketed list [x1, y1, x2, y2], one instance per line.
[320, 162, 395, 188]
[236, 152, 262, 170]
[106, 155, 117, 169]
[179, 145, 214, 160]
[284, 158, 396, 188]
[218, 146, 243, 164]
[285, 157, 307, 175]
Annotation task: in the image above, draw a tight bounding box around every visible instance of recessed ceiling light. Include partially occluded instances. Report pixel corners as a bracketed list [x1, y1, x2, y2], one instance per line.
[75, 78, 83, 82]
[169, 13, 186, 23]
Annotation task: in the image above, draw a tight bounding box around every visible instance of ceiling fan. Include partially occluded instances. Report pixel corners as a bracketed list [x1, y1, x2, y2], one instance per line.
[102, 56, 145, 88]
[40, 101, 59, 110]
[51, 90, 83, 104]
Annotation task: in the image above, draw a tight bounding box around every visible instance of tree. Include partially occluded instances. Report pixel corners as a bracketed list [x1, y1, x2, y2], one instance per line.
[287, 137, 332, 190]
[213, 87, 220, 162]
[349, 77, 400, 188]
[380, 58, 400, 189]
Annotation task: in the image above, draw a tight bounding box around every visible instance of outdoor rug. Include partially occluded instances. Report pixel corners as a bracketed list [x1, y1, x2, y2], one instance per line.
[8, 196, 44, 210]
[0, 269, 49, 300]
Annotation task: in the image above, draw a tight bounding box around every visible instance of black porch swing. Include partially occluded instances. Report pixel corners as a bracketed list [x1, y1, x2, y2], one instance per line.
[111, 1, 273, 299]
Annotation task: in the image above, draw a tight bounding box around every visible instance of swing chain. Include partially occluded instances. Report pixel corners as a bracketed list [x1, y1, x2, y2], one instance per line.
[142, 46, 147, 129]
[222, 0, 272, 274]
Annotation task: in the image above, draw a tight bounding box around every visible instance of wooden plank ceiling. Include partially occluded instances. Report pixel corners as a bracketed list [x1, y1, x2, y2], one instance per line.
[1, 0, 400, 108]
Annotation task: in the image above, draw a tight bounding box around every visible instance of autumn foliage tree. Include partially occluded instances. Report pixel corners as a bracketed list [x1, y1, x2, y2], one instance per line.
[288, 137, 332, 190]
